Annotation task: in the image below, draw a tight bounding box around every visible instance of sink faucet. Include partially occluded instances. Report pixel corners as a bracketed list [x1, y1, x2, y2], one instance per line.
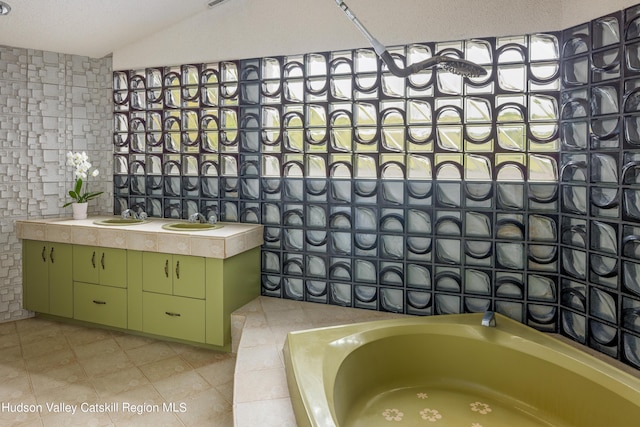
[121, 209, 138, 220]
[481, 311, 496, 327]
[189, 212, 207, 223]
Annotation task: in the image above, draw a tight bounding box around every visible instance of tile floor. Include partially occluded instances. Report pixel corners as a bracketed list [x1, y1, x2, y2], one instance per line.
[0, 316, 235, 427]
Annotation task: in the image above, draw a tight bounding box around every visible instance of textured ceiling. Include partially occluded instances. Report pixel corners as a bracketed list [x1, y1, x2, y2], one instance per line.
[0, 0, 211, 57]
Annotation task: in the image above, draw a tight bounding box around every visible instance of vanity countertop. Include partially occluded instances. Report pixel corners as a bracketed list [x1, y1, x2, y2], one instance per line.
[16, 216, 263, 259]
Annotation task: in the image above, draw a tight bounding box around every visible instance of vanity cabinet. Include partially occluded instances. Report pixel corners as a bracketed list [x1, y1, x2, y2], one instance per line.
[22, 240, 73, 318]
[18, 218, 263, 351]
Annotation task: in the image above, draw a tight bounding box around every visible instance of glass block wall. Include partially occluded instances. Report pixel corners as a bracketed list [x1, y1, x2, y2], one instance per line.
[559, 6, 640, 366]
[113, 4, 640, 368]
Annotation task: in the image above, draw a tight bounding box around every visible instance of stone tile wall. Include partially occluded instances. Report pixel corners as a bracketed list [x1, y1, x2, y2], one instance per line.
[0, 46, 113, 321]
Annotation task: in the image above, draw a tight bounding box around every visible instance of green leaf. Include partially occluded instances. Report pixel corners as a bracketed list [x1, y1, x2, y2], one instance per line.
[74, 178, 83, 195]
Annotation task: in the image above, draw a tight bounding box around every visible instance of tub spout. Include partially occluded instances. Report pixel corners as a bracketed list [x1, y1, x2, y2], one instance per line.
[482, 311, 496, 327]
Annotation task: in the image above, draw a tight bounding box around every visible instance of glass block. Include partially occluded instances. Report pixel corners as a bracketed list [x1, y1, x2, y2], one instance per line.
[380, 263, 403, 286]
[407, 291, 432, 315]
[354, 285, 377, 309]
[528, 274, 556, 302]
[589, 320, 618, 357]
[465, 297, 491, 313]
[561, 279, 586, 312]
[562, 248, 587, 279]
[496, 300, 524, 322]
[435, 294, 461, 314]
[496, 242, 525, 269]
[527, 304, 557, 332]
[381, 288, 404, 313]
[407, 264, 431, 289]
[330, 283, 352, 306]
[464, 269, 492, 295]
[593, 16, 620, 49]
[306, 280, 327, 303]
[283, 278, 304, 300]
[380, 235, 404, 260]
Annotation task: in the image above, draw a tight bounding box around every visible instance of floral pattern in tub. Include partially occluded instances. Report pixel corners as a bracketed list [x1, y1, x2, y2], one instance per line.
[283, 313, 640, 427]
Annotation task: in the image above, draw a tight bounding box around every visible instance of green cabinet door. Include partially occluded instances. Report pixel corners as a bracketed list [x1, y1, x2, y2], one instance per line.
[99, 247, 127, 288]
[73, 245, 127, 288]
[23, 240, 51, 313]
[173, 255, 205, 299]
[73, 245, 99, 284]
[142, 252, 173, 294]
[142, 252, 204, 298]
[22, 240, 72, 317]
[48, 243, 73, 317]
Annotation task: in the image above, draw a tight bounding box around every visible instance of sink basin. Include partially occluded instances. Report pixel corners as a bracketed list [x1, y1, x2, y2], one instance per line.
[161, 222, 224, 231]
[93, 218, 147, 226]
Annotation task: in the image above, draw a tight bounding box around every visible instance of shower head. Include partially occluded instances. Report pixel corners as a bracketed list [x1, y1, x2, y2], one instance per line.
[336, 0, 487, 78]
[379, 51, 487, 78]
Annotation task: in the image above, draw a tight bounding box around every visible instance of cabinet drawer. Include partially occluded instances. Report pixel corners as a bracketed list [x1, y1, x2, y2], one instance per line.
[142, 292, 205, 343]
[74, 282, 127, 329]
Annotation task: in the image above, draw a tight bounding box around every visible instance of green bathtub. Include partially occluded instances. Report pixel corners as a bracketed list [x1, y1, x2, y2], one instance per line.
[283, 313, 640, 426]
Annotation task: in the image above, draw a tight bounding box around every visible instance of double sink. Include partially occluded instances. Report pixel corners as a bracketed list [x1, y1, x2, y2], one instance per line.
[93, 218, 223, 232]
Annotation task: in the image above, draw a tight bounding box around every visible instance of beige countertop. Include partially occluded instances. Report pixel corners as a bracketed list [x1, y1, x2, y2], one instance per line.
[16, 216, 263, 259]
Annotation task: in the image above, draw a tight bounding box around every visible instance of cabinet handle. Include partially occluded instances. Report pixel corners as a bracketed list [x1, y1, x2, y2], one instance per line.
[164, 259, 169, 278]
[91, 251, 96, 268]
[49, 247, 55, 264]
[165, 311, 181, 317]
[101, 253, 105, 270]
[92, 300, 106, 305]
[175, 260, 180, 279]
[41, 246, 46, 262]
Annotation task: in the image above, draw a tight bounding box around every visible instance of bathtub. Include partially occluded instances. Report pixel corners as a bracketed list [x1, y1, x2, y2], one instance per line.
[283, 313, 640, 427]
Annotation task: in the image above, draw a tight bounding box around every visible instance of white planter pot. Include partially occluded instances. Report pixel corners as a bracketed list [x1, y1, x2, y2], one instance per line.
[72, 202, 88, 220]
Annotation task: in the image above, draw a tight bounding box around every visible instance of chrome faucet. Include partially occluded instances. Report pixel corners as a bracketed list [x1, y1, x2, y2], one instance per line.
[189, 212, 207, 223]
[481, 311, 496, 327]
[121, 206, 148, 220]
[121, 209, 137, 220]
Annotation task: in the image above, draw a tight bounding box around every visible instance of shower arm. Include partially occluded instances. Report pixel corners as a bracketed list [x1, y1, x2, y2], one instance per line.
[335, 0, 486, 78]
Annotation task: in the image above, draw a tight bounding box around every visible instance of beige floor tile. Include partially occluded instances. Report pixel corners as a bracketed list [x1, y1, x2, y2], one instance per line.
[0, 358, 27, 382]
[0, 394, 41, 426]
[78, 350, 134, 378]
[196, 354, 236, 387]
[30, 362, 88, 395]
[152, 370, 212, 403]
[177, 387, 233, 427]
[91, 366, 150, 399]
[111, 332, 155, 350]
[174, 345, 231, 369]
[138, 355, 193, 382]
[72, 338, 122, 361]
[233, 368, 289, 403]
[25, 348, 76, 373]
[0, 344, 23, 363]
[0, 320, 17, 335]
[234, 398, 297, 427]
[0, 375, 34, 401]
[107, 384, 175, 425]
[63, 325, 113, 347]
[0, 330, 20, 350]
[21, 336, 71, 360]
[41, 410, 114, 427]
[34, 380, 98, 408]
[124, 341, 176, 367]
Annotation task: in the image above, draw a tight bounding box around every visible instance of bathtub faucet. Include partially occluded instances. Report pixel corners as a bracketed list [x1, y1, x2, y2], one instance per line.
[482, 311, 496, 327]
